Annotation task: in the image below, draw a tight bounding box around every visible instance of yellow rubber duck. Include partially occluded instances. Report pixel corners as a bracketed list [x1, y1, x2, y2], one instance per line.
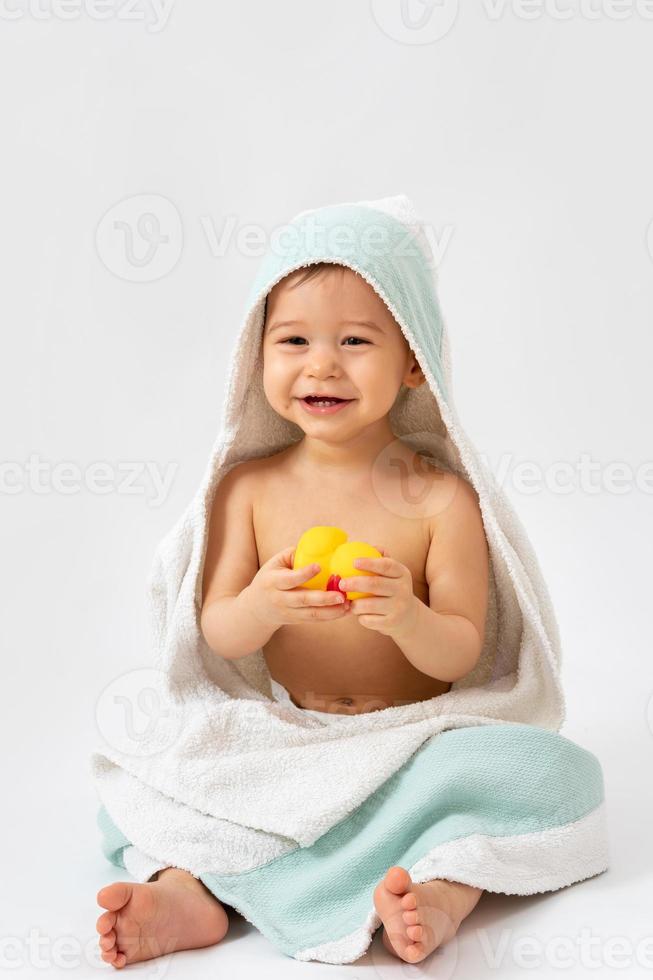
[292, 526, 382, 599]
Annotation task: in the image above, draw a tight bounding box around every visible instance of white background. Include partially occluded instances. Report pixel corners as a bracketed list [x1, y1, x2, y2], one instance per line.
[1, 1, 652, 976]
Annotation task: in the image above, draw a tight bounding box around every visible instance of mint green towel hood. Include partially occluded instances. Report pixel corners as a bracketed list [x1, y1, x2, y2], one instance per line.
[243, 196, 447, 397]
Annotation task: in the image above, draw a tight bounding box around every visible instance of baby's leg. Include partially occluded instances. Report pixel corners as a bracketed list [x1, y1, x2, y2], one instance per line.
[95, 867, 229, 969]
[374, 866, 483, 964]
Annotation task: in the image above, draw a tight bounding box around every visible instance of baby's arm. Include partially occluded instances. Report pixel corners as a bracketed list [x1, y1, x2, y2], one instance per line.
[394, 473, 489, 682]
[200, 464, 276, 659]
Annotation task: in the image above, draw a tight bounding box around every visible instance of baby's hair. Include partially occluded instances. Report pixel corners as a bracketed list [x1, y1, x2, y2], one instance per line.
[286, 261, 348, 289]
[262, 262, 347, 327]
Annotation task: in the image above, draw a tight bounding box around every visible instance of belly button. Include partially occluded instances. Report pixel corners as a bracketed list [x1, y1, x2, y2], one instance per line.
[337, 697, 354, 706]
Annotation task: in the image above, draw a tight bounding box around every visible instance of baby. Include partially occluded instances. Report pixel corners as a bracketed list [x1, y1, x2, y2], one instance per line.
[96, 261, 490, 969]
[201, 260, 490, 714]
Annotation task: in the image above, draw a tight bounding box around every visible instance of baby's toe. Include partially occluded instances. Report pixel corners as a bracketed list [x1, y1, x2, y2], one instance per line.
[406, 924, 423, 942]
[402, 908, 419, 925]
[404, 941, 425, 962]
[401, 891, 417, 911]
[96, 910, 116, 934]
[99, 930, 116, 951]
[97, 882, 132, 912]
[383, 866, 412, 895]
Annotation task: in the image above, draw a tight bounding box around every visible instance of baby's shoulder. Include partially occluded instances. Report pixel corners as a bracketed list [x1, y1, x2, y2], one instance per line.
[222, 448, 285, 478]
[409, 451, 464, 489]
[418, 460, 481, 526]
[216, 450, 289, 501]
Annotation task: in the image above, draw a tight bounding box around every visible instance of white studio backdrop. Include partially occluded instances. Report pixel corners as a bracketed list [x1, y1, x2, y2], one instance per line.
[1, 3, 652, 977]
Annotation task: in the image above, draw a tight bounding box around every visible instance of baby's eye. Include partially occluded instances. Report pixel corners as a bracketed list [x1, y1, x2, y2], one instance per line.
[279, 336, 370, 346]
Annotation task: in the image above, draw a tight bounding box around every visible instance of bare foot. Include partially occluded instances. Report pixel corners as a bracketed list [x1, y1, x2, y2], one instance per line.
[373, 866, 483, 964]
[95, 867, 229, 969]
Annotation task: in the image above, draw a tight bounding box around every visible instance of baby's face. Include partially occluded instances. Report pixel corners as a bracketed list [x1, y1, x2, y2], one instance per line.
[261, 265, 423, 437]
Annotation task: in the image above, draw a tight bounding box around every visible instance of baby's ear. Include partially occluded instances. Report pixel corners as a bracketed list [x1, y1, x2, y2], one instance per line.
[404, 354, 426, 389]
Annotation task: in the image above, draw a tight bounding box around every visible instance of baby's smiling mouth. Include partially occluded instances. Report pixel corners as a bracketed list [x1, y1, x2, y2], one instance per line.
[297, 396, 356, 416]
[303, 396, 351, 405]
[297, 392, 357, 407]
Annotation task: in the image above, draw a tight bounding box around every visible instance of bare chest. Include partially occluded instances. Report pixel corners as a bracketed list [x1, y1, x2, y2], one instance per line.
[251, 468, 451, 713]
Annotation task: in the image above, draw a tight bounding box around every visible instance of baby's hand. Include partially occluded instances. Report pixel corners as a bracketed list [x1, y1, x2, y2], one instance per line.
[247, 547, 351, 628]
[338, 548, 418, 638]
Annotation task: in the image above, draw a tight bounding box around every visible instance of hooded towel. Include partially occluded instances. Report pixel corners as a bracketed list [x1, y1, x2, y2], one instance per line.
[90, 194, 609, 964]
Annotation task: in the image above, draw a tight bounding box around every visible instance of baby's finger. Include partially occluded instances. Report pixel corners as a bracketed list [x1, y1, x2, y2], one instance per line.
[279, 562, 322, 586]
[286, 588, 345, 607]
[353, 556, 400, 576]
[295, 603, 350, 621]
[339, 576, 393, 595]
